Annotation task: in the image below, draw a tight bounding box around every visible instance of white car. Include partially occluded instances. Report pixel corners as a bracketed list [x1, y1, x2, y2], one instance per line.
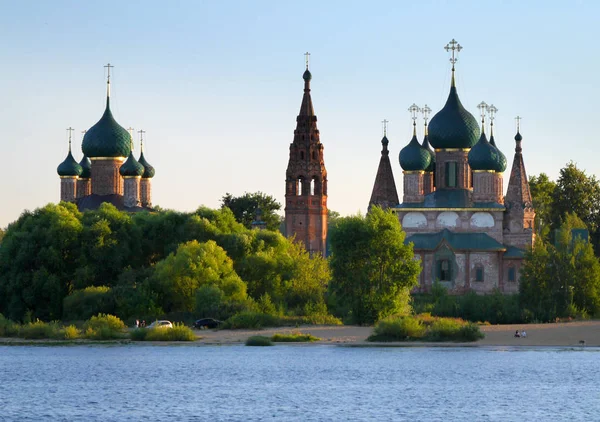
[148, 320, 173, 329]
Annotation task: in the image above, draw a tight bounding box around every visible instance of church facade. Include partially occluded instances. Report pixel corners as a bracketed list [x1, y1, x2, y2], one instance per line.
[369, 40, 535, 294]
[57, 67, 155, 211]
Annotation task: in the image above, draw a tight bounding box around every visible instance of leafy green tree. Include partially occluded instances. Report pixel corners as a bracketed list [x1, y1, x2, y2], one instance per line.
[0, 203, 83, 321]
[0, 228, 4, 244]
[152, 240, 247, 313]
[221, 192, 282, 231]
[528, 173, 556, 237]
[328, 207, 420, 324]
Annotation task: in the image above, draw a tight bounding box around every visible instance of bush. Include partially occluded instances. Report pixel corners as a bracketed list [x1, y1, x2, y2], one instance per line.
[0, 314, 20, 337]
[63, 286, 115, 321]
[271, 332, 320, 342]
[84, 314, 126, 340]
[245, 335, 273, 346]
[60, 325, 81, 339]
[368, 314, 484, 342]
[144, 323, 196, 341]
[130, 328, 148, 341]
[222, 312, 281, 329]
[20, 320, 62, 339]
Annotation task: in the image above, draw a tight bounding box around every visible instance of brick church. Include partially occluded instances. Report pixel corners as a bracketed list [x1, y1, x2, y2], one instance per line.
[369, 40, 535, 293]
[57, 66, 155, 211]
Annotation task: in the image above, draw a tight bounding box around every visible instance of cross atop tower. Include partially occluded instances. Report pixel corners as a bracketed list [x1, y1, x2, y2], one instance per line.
[421, 105, 432, 125]
[67, 127, 74, 151]
[382, 119, 389, 136]
[138, 129, 146, 152]
[104, 63, 114, 81]
[444, 39, 462, 71]
[515, 116, 522, 132]
[304, 52, 310, 70]
[477, 101, 489, 128]
[408, 103, 420, 124]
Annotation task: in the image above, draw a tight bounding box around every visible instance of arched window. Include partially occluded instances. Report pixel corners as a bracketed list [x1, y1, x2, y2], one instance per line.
[475, 265, 484, 282]
[508, 265, 516, 282]
[310, 178, 315, 195]
[437, 259, 452, 281]
[297, 177, 303, 196]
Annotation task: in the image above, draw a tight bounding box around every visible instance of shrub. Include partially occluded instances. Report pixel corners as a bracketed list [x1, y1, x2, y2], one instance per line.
[84, 314, 126, 340]
[222, 312, 281, 329]
[60, 325, 81, 339]
[0, 314, 20, 337]
[368, 316, 426, 342]
[63, 286, 115, 321]
[271, 332, 320, 342]
[368, 314, 484, 342]
[144, 323, 196, 341]
[427, 318, 463, 341]
[130, 328, 148, 341]
[20, 320, 62, 339]
[245, 335, 273, 346]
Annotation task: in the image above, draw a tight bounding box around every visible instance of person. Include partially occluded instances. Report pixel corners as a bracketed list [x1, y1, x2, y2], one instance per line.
[514, 330, 520, 338]
[135, 319, 139, 329]
[141, 320, 146, 328]
[521, 330, 527, 338]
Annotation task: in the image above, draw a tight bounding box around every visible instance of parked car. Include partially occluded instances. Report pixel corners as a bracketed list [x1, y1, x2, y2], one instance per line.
[148, 320, 173, 329]
[193, 318, 222, 329]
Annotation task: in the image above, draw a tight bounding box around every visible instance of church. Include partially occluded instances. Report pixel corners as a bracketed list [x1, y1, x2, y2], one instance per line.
[57, 65, 155, 211]
[369, 40, 535, 293]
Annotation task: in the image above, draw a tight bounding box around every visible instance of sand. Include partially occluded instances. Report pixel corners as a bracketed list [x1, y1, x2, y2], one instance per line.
[194, 320, 600, 347]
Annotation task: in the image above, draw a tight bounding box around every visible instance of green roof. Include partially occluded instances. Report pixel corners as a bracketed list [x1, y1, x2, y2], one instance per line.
[138, 152, 155, 179]
[406, 229, 506, 252]
[82, 97, 131, 158]
[503, 245, 525, 258]
[422, 134, 435, 172]
[119, 152, 144, 177]
[395, 189, 504, 209]
[428, 84, 480, 149]
[57, 151, 83, 177]
[468, 132, 500, 171]
[489, 135, 507, 172]
[399, 133, 431, 171]
[79, 155, 92, 178]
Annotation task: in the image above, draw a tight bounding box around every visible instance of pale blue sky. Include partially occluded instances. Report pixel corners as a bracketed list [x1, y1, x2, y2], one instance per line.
[0, 0, 598, 227]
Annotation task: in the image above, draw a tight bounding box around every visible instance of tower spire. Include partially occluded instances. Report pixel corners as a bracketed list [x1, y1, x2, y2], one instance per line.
[445, 39, 462, 87]
[409, 103, 420, 137]
[477, 101, 489, 134]
[489, 104, 498, 137]
[421, 105, 431, 136]
[66, 127, 74, 152]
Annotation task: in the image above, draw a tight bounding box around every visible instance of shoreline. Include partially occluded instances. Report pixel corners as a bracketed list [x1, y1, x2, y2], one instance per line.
[1, 320, 599, 347]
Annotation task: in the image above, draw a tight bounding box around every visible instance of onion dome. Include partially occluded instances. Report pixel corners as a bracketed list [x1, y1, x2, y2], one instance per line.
[138, 152, 155, 179]
[82, 80, 131, 158]
[57, 150, 83, 177]
[422, 134, 436, 172]
[303, 69, 312, 82]
[489, 134, 507, 172]
[400, 126, 431, 171]
[79, 156, 92, 179]
[468, 131, 500, 171]
[119, 152, 144, 177]
[428, 75, 480, 149]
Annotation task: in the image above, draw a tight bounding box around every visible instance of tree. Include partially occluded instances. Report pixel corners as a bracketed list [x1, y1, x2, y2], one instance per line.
[152, 240, 247, 313]
[328, 207, 421, 324]
[528, 173, 556, 238]
[221, 192, 281, 231]
[0, 228, 4, 244]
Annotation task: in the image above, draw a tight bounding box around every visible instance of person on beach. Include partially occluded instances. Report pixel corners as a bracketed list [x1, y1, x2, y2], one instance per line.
[521, 330, 527, 338]
[514, 330, 521, 338]
[135, 319, 139, 328]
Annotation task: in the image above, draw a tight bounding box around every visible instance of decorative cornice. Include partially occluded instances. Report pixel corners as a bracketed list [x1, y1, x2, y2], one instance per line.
[392, 207, 506, 212]
[59, 176, 78, 179]
[403, 170, 425, 175]
[90, 157, 126, 162]
[435, 148, 470, 152]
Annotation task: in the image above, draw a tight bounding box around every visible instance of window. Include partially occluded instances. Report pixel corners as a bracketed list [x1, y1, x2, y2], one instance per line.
[475, 265, 484, 282]
[437, 259, 452, 281]
[508, 266, 516, 282]
[300, 151, 305, 160]
[445, 162, 458, 188]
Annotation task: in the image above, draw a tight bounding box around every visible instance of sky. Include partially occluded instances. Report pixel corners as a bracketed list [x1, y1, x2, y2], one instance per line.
[1, 0, 599, 228]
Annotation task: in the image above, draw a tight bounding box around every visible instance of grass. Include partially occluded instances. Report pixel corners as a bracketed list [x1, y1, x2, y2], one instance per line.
[368, 314, 484, 342]
[245, 335, 273, 346]
[19, 320, 62, 339]
[271, 331, 321, 342]
[0, 314, 20, 337]
[142, 323, 196, 341]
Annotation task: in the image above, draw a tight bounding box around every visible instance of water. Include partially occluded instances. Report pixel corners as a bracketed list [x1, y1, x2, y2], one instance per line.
[0, 345, 598, 422]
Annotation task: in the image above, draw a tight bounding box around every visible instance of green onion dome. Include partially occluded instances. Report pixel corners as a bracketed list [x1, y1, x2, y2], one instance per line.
[79, 155, 92, 179]
[400, 131, 431, 171]
[57, 151, 83, 177]
[119, 152, 144, 177]
[422, 134, 436, 172]
[428, 81, 480, 149]
[468, 131, 500, 171]
[82, 97, 132, 158]
[303, 69, 312, 82]
[138, 152, 155, 179]
[489, 135, 507, 172]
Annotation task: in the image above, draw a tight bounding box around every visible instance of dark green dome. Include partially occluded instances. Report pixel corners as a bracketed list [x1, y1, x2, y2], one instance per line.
[400, 132, 431, 171]
[79, 155, 92, 179]
[119, 152, 144, 177]
[138, 152, 155, 179]
[468, 132, 500, 171]
[57, 151, 83, 177]
[515, 131, 522, 142]
[82, 97, 131, 158]
[489, 135, 507, 172]
[303, 69, 312, 81]
[422, 134, 436, 172]
[428, 83, 480, 149]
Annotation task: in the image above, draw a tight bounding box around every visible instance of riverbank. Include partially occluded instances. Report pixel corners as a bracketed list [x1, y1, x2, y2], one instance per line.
[1, 320, 598, 347]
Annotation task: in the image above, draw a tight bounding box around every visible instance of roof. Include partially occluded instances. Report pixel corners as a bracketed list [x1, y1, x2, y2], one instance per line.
[138, 152, 155, 179]
[82, 96, 131, 158]
[468, 131, 500, 171]
[57, 151, 83, 177]
[395, 189, 505, 210]
[369, 135, 399, 209]
[79, 156, 92, 178]
[399, 132, 431, 171]
[120, 152, 144, 177]
[503, 245, 525, 258]
[406, 229, 506, 252]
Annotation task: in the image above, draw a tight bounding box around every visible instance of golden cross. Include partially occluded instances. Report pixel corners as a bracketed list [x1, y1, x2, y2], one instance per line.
[477, 101, 489, 123]
[104, 63, 114, 81]
[138, 129, 146, 152]
[66, 127, 74, 150]
[444, 39, 462, 70]
[382, 119, 389, 136]
[304, 52, 310, 70]
[408, 103, 420, 123]
[515, 116, 522, 131]
[421, 105, 432, 126]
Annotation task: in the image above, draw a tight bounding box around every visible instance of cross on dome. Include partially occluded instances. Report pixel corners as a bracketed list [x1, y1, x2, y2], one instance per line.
[444, 39, 462, 70]
[382, 119, 389, 136]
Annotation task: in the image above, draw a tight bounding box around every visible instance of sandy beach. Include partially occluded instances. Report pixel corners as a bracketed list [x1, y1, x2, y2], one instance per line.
[193, 320, 600, 347]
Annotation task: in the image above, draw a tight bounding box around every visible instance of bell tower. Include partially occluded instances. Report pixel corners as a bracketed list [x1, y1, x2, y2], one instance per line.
[284, 54, 328, 256]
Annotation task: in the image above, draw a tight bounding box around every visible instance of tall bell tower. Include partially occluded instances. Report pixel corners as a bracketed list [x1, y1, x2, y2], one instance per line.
[284, 54, 328, 256]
